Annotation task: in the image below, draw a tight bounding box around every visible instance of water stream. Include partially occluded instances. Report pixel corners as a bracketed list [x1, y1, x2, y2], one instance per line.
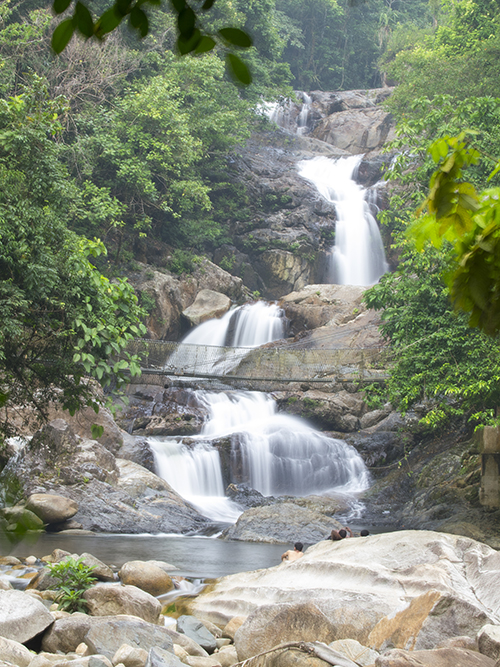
[152, 303, 370, 525]
[298, 155, 388, 286]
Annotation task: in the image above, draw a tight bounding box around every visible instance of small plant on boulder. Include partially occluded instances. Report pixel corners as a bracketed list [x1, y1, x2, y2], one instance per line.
[47, 557, 97, 613]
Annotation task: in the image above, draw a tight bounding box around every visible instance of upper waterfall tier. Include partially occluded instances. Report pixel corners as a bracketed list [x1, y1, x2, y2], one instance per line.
[298, 155, 388, 286]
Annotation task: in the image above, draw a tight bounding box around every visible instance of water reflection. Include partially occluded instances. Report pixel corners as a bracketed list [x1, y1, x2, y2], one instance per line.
[1, 533, 286, 579]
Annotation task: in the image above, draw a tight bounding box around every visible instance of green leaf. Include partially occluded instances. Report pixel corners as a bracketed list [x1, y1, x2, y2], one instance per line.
[219, 28, 252, 48]
[226, 53, 252, 85]
[91, 424, 104, 439]
[177, 28, 201, 54]
[95, 7, 122, 36]
[169, 0, 186, 13]
[74, 1, 94, 38]
[195, 36, 216, 54]
[178, 7, 196, 39]
[53, 0, 72, 14]
[51, 19, 75, 53]
[202, 0, 215, 9]
[130, 6, 149, 37]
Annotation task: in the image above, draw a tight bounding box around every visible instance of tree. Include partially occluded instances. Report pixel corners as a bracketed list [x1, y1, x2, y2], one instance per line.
[0, 78, 146, 439]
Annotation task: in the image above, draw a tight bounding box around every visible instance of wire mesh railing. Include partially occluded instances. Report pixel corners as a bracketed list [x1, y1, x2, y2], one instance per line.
[124, 339, 391, 383]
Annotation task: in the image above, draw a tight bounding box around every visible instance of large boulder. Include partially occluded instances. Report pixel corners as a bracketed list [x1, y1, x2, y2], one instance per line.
[0, 636, 33, 667]
[41, 614, 93, 653]
[0, 590, 54, 643]
[234, 602, 336, 661]
[276, 390, 366, 432]
[25, 493, 78, 524]
[182, 290, 231, 327]
[312, 107, 395, 155]
[221, 503, 336, 544]
[119, 560, 174, 596]
[83, 584, 162, 624]
[190, 530, 500, 648]
[84, 616, 175, 660]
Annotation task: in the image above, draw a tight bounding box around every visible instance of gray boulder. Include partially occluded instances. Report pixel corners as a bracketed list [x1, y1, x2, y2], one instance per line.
[25, 493, 78, 524]
[146, 647, 185, 667]
[41, 614, 92, 653]
[182, 290, 231, 327]
[0, 636, 33, 667]
[0, 590, 54, 643]
[234, 603, 336, 661]
[119, 561, 174, 596]
[222, 503, 334, 543]
[84, 616, 175, 660]
[176, 616, 217, 654]
[83, 584, 162, 624]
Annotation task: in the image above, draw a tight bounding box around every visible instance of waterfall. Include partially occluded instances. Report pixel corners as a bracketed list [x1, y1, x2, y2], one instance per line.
[298, 155, 388, 286]
[165, 302, 285, 376]
[261, 92, 312, 135]
[149, 390, 370, 523]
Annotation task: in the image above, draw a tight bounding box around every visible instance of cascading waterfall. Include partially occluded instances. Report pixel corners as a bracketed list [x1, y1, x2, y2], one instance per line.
[149, 389, 370, 523]
[298, 155, 388, 286]
[261, 92, 312, 135]
[165, 301, 285, 376]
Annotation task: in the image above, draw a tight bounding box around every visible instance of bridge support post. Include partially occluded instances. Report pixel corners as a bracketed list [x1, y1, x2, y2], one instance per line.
[477, 426, 500, 508]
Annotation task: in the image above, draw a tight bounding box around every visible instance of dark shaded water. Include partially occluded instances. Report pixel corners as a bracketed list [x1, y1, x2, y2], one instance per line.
[0, 533, 287, 579]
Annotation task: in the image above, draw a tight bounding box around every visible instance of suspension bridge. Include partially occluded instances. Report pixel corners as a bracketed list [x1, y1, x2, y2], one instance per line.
[125, 339, 391, 388]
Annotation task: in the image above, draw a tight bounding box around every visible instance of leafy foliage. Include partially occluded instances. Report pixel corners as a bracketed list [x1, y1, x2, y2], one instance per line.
[364, 231, 500, 430]
[47, 557, 97, 613]
[0, 81, 146, 438]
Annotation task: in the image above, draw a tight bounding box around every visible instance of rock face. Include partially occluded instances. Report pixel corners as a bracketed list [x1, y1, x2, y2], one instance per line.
[190, 531, 500, 650]
[0, 419, 211, 535]
[131, 260, 245, 341]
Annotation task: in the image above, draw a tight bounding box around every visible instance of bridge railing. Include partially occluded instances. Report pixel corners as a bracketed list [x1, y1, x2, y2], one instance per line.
[124, 339, 391, 383]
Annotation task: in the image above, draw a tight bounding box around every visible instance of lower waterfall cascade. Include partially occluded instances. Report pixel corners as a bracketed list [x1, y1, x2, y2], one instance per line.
[298, 155, 388, 286]
[149, 389, 370, 524]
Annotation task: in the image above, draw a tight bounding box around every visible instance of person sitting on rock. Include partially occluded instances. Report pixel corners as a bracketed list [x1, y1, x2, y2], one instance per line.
[281, 542, 304, 562]
[360, 529, 370, 537]
[329, 526, 353, 540]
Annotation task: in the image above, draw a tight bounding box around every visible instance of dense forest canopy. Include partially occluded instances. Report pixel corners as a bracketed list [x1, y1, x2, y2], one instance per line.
[1, 0, 500, 437]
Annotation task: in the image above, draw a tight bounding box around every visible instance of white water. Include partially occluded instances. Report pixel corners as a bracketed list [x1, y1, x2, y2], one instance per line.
[261, 92, 312, 135]
[298, 155, 388, 286]
[149, 390, 370, 523]
[165, 301, 285, 376]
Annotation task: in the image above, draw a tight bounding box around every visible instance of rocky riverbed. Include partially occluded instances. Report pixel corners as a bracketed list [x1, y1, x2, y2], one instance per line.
[1, 532, 500, 667]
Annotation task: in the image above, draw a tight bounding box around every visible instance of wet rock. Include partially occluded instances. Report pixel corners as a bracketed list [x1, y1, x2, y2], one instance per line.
[119, 560, 174, 596]
[117, 435, 156, 473]
[221, 503, 334, 544]
[312, 107, 395, 155]
[225, 484, 274, 510]
[0, 589, 54, 643]
[1, 505, 44, 531]
[176, 616, 217, 654]
[25, 493, 78, 524]
[234, 602, 336, 661]
[277, 390, 365, 432]
[83, 584, 162, 624]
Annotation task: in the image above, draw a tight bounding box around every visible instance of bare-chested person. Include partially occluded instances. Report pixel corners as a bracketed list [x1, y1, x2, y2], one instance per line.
[329, 526, 353, 541]
[281, 542, 304, 562]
